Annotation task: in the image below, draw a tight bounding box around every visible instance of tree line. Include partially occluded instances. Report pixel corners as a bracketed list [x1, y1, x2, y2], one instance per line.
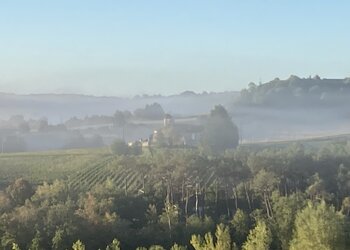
[1, 141, 350, 249]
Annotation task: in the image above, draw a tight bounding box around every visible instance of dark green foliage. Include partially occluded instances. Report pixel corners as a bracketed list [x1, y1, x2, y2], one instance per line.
[110, 140, 129, 155]
[110, 139, 142, 156]
[231, 209, 250, 246]
[200, 105, 239, 154]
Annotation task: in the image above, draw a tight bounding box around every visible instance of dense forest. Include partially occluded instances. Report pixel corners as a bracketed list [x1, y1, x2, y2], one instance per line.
[1, 139, 350, 249]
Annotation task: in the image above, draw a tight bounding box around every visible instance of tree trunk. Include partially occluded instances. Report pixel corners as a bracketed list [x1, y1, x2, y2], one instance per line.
[185, 187, 189, 217]
[195, 183, 199, 216]
[215, 178, 219, 214]
[225, 184, 230, 217]
[244, 182, 252, 211]
[233, 185, 238, 210]
[284, 178, 288, 197]
[181, 178, 185, 202]
[264, 193, 270, 218]
[169, 178, 174, 204]
[142, 175, 145, 191]
[166, 181, 170, 204]
[166, 203, 172, 239]
[267, 195, 273, 218]
[203, 186, 206, 217]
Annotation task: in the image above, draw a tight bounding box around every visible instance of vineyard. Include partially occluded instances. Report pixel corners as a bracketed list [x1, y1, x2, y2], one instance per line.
[0, 147, 224, 195]
[68, 155, 145, 192]
[0, 148, 108, 188]
[67, 152, 219, 194]
[0, 135, 343, 193]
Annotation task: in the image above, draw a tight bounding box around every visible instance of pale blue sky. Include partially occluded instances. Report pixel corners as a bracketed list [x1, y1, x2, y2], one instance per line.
[0, 1, 349, 96]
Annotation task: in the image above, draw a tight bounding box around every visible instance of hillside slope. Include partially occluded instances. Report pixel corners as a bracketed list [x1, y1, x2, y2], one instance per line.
[0, 91, 239, 123]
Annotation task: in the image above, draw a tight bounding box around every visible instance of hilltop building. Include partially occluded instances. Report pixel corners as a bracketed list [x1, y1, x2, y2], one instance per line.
[128, 114, 203, 150]
[150, 114, 203, 147]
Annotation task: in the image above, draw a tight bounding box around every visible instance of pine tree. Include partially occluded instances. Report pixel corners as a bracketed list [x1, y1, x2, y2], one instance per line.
[231, 209, 250, 245]
[72, 240, 85, 250]
[170, 243, 187, 250]
[106, 239, 121, 250]
[270, 192, 305, 250]
[52, 229, 64, 250]
[215, 224, 232, 250]
[12, 243, 21, 250]
[289, 200, 345, 250]
[29, 231, 42, 250]
[242, 221, 271, 250]
[190, 223, 236, 250]
[1, 232, 16, 249]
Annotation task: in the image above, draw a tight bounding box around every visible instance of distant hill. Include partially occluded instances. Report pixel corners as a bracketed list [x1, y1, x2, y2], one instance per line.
[2, 75, 350, 145]
[235, 75, 350, 108]
[0, 91, 239, 123]
[231, 76, 350, 143]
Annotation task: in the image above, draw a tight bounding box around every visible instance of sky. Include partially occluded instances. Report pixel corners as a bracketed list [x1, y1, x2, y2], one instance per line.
[0, 1, 350, 96]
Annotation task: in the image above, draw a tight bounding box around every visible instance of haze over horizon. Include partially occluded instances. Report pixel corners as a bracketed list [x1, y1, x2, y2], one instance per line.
[1, 1, 350, 96]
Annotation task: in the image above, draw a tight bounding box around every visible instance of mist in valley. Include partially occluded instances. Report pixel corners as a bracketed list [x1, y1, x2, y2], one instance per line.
[3, 2, 350, 249]
[0, 76, 349, 152]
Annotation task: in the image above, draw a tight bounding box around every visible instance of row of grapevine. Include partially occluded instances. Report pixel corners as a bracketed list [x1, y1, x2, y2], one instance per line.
[68, 156, 145, 193]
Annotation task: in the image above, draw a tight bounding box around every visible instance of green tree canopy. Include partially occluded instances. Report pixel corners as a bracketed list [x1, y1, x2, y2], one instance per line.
[242, 221, 271, 250]
[72, 240, 85, 250]
[106, 239, 121, 250]
[190, 223, 236, 250]
[110, 139, 129, 155]
[290, 200, 346, 250]
[231, 209, 250, 246]
[200, 105, 239, 154]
